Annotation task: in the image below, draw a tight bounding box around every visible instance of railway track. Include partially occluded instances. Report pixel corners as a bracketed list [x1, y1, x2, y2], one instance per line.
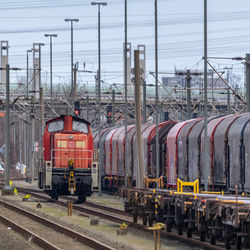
[17, 187, 137, 226]
[0, 198, 115, 250]
[16, 187, 223, 250]
[15, 187, 129, 216]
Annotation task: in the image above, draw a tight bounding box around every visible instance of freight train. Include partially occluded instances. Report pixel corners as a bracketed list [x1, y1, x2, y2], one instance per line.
[39, 115, 97, 202]
[94, 113, 250, 193]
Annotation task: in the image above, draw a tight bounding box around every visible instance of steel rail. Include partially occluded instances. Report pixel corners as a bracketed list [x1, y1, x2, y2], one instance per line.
[64, 196, 129, 217]
[85, 201, 128, 216]
[0, 199, 115, 250]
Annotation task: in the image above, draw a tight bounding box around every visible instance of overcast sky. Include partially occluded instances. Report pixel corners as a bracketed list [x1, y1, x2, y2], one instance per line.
[1, 0, 250, 89]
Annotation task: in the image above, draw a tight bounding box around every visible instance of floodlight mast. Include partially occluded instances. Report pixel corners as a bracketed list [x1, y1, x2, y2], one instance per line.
[91, 1, 107, 195]
[64, 18, 79, 106]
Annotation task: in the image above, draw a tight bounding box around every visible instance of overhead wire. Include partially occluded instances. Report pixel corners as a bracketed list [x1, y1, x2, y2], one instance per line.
[3, 11, 250, 34]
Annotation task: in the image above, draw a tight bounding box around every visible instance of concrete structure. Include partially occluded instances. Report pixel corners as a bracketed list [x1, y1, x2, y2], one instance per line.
[162, 72, 225, 88]
[1, 41, 9, 85]
[137, 45, 146, 83]
[124, 42, 131, 88]
[246, 54, 250, 112]
[137, 45, 146, 122]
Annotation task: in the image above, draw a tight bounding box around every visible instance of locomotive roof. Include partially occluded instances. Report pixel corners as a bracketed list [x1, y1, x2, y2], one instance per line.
[45, 115, 90, 126]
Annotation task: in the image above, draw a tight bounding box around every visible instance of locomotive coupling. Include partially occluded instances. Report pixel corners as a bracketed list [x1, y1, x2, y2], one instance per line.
[68, 160, 76, 195]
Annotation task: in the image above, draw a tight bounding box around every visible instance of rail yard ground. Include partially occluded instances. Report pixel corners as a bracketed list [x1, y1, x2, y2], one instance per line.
[0, 180, 199, 250]
[0, 222, 41, 250]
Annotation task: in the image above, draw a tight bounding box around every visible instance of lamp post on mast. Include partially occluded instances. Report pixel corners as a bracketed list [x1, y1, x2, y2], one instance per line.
[64, 18, 79, 107]
[44, 34, 57, 114]
[26, 49, 33, 99]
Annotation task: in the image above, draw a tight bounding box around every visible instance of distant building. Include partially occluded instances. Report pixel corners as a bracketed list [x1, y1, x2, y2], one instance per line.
[162, 71, 226, 88]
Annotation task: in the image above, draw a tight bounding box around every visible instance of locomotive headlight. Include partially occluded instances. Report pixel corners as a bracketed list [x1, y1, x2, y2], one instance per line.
[69, 135, 73, 140]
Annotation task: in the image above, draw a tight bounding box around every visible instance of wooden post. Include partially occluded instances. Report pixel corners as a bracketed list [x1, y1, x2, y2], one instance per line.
[154, 231, 157, 250]
[68, 201, 73, 216]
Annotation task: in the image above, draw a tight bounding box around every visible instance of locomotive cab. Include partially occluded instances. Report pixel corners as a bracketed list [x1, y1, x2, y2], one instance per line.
[39, 115, 97, 203]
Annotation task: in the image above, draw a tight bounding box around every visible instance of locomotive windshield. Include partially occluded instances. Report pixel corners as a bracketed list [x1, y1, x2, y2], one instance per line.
[48, 120, 64, 132]
[73, 120, 88, 133]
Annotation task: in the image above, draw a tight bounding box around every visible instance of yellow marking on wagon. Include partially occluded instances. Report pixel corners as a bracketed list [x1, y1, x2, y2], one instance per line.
[177, 178, 199, 194]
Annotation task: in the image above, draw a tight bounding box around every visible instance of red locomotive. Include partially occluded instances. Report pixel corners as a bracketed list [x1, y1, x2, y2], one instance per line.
[39, 115, 95, 202]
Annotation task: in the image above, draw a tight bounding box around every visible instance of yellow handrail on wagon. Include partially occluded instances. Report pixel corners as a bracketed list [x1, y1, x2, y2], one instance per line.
[177, 178, 199, 194]
[144, 176, 164, 189]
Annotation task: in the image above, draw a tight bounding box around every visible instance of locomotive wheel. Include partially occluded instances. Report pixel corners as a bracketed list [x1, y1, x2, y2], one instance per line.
[78, 195, 86, 203]
[50, 193, 58, 200]
[50, 186, 58, 200]
[78, 189, 86, 203]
